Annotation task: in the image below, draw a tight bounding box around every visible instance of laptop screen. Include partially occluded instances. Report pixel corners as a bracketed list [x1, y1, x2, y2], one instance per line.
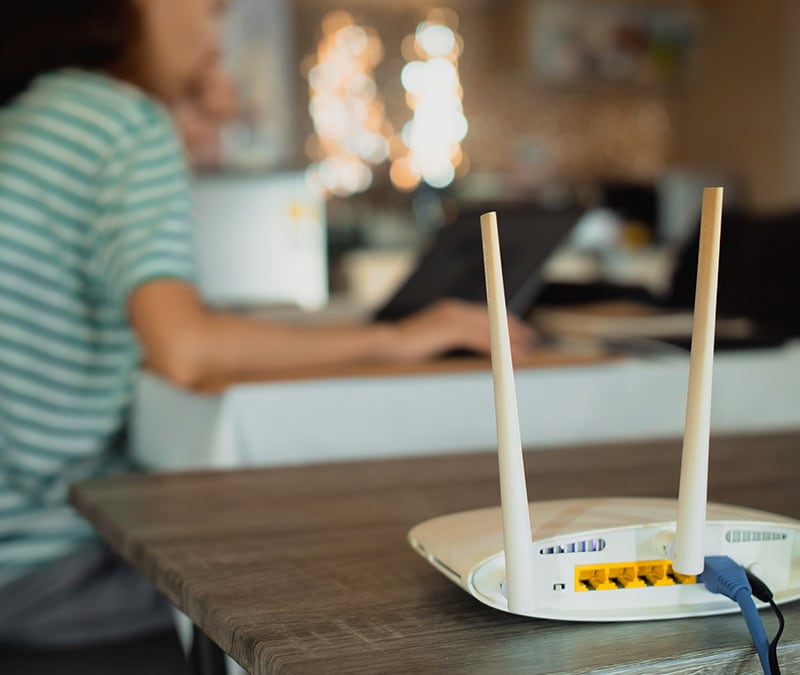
[374, 204, 582, 322]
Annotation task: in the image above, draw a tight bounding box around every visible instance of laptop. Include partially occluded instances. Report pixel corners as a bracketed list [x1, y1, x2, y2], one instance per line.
[374, 204, 582, 322]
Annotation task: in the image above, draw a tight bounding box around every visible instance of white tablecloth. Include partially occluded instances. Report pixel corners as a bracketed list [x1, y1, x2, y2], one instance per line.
[132, 342, 800, 471]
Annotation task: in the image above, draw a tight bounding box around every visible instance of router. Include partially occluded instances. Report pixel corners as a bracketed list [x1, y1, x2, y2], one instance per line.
[408, 188, 800, 621]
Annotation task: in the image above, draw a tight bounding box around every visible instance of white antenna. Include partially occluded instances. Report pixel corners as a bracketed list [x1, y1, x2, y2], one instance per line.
[480, 211, 535, 613]
[672, 187, 724, 575]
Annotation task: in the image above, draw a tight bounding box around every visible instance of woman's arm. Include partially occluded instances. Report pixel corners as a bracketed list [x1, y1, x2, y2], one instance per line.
[128, 279, 535, 388]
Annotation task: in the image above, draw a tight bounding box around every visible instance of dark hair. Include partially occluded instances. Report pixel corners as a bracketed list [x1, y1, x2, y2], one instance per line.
[0, 1, 139, 106]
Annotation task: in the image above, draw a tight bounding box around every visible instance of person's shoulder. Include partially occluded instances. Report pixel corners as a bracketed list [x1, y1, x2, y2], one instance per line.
[11, 69, 176, 153]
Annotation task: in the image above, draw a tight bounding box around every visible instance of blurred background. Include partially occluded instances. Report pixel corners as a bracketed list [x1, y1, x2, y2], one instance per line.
[192, 0, 800, 332]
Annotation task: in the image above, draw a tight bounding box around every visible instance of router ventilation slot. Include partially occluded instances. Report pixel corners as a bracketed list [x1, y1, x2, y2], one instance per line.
[725, 529, 787, 543]
[539, 538, 606, 555]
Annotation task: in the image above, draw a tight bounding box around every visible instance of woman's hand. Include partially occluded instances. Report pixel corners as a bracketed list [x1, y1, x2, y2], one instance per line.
[172, 65, 239, 168]
[385, 298, 536, 361]
[130, 282, 536, 388]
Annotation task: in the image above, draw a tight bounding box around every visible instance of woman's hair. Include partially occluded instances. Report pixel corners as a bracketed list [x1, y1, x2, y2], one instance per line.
[0, 1, 139, 106]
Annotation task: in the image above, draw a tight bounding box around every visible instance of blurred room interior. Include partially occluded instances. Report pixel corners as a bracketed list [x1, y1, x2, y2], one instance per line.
[129, 0, 800, 481]
[192, 0, 800, 349]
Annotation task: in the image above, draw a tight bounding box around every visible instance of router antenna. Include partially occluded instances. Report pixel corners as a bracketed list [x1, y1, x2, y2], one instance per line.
[480, 211, 535, 613]
[672, 187, 724, 575]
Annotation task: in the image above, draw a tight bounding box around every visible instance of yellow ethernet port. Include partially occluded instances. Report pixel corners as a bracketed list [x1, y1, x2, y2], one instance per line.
[574, 560, 697, 592]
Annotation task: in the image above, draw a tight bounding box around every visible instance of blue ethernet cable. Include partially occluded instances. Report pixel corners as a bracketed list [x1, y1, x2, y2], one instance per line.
[699, 555, 772, 675]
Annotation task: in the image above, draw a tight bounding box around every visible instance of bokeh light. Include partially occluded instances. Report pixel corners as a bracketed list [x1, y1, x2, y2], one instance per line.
[304, 13, 389, 198]
[391, 10, 468, 192]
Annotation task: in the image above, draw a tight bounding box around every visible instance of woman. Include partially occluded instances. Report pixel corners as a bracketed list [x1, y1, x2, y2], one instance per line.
[0, 0, 533, 654]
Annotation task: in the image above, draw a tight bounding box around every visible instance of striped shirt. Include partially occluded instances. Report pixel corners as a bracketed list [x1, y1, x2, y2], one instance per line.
[0, 69, 196, 587]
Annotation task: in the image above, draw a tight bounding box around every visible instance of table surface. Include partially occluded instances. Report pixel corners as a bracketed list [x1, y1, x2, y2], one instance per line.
[191, 346, 615, 393]
[71, 432, 800, 674]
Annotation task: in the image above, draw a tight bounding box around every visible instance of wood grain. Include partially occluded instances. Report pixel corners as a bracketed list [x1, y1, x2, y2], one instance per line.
[70, 432, 800, 674]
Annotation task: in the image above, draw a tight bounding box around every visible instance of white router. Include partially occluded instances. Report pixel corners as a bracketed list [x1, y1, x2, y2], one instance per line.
[408, 188, 800, 621]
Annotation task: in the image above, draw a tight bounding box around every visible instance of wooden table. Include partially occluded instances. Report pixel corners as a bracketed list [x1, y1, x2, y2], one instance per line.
[70, 433, 800, 674]
[192, 347, 615, 393]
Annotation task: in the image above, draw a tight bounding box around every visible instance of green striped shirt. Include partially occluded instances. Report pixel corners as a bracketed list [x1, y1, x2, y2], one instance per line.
[0, 69, 196, 586]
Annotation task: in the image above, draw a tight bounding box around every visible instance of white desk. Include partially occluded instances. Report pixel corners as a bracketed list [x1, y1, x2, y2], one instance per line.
[131, 341, 800, 471]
